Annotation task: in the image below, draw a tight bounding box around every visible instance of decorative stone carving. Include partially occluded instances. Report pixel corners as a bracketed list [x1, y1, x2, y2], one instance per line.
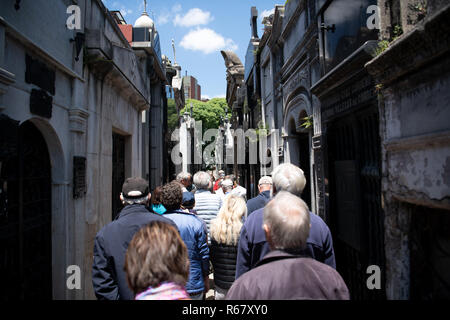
[69, 108, 89, 134]
[283, 68, 309, 102]
[221, 50, 244, 107]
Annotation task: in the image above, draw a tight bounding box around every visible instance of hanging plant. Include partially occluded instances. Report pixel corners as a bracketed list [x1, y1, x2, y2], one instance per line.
[300, 115, 313, 129]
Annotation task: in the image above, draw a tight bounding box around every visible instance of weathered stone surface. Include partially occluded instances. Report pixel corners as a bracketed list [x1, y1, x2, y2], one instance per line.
[365, 2, 450, 300]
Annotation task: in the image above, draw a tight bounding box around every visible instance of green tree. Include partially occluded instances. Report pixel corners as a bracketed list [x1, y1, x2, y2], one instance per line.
[167, 98, 178, 132]
[181, 98, 231, 132]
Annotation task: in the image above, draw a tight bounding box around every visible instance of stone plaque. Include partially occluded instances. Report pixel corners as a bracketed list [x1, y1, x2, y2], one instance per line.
[321, 74, 375, 121]
[73, 156, 87, 199]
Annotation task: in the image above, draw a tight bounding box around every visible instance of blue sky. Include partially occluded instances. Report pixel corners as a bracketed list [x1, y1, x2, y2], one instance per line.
[102, 0, 280, 99]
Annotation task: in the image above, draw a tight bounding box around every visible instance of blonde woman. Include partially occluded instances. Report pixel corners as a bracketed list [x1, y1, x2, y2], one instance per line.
[209, 194, 247, 300]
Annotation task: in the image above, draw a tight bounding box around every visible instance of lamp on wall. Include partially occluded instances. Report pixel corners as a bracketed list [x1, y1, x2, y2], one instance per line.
[14, 0, 21, 10]
[70, 32, 85, 62]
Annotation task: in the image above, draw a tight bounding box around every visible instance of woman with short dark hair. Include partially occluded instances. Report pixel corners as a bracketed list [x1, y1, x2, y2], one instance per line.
[124, 221, 190, 300]
[150, 186, 166, 215]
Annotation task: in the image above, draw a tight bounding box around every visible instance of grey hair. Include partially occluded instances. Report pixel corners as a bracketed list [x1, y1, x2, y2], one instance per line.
[263, 191, 310, 250]
[176, 172, 192, 182]
[193, 171, 212, 190]
[222, 184, 233, 193]
[271, 163, 306, 197]
[122, 195, 148, 206]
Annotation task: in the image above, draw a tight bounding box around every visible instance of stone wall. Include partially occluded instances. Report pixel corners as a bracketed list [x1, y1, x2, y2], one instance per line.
[0, 0, 150, 300]
[366, 2, 450, 299]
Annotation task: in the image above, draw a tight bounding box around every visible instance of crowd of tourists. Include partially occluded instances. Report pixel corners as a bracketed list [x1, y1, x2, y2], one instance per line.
[92, 164, 350, 300]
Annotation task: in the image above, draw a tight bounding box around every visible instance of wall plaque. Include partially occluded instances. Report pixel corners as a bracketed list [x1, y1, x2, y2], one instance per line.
[73, 156, 87, 199]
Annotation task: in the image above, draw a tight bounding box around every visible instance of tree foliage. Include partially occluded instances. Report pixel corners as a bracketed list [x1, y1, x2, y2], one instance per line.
[167, 98, 178, 132]
[180, 98, 231, 132]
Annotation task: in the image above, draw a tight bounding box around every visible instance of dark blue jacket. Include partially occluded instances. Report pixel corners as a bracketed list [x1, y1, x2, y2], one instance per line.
[246, 190, 271, 216]
[235, 207, 336, 279]
[163, 209, 210, 295]
[92, 204, 178, 300]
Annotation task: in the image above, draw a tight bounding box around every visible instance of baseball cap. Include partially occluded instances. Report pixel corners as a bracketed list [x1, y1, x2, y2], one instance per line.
[122, 177, 149, 198]
[258, 176, 273, 185]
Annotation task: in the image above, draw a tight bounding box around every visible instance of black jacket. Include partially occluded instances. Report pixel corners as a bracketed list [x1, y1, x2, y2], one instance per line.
[227, 250, 349, 300]
[210, 239, 238, 290]
[246, 190, 270, 216]
[92, 204, 177, 300]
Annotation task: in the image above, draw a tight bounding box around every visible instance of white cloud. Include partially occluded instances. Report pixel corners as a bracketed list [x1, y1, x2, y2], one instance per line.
[172, 4, 182, 13]
[214, 94, 226, 99]
[157, 12, 170, 25]
[180, 28, 238, 54]
[157, 4, 182, 26]
[174, 8, 213, 27]
[120, 9, 133, 17]
[259, 8, 274, 23]
[202, 95, 211, 100]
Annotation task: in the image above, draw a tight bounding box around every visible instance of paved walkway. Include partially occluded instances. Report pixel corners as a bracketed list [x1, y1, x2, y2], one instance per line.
[206, 273, 215, 300]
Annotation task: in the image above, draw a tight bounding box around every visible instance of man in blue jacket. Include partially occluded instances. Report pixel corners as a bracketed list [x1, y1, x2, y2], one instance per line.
[161, 181, 210, 300]
[246, 176, 272, 216]
[235, 163, 336, 279]
[92, 177, 177, 300]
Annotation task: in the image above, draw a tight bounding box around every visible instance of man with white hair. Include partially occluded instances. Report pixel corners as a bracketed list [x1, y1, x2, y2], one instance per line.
[235, 163, 336, 279]
[246, 176, 272, 216]
[220, 179, 234, 198]
[226, 192, 349, 300]
[193, 171, 222, 236]
[176, 172, 193, 192]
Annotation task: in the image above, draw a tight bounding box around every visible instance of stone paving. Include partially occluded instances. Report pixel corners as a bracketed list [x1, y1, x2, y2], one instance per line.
[206, 273, 215, 300]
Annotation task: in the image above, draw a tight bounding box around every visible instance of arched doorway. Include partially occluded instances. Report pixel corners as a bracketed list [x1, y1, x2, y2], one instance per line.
[0, 120, 52, 300]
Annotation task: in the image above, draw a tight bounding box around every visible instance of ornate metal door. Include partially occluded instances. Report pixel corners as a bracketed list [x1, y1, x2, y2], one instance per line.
[0, 120, 52, 300]
[298, 133, 312, 209]
[327, 106, 385, 300]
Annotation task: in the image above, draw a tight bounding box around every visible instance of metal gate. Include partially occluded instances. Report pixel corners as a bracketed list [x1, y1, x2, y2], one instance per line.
[298, 133, 312, 209]
[327, 106, 386, 300]
[0, 120, 52, 300]
[112, 133, 125, 220]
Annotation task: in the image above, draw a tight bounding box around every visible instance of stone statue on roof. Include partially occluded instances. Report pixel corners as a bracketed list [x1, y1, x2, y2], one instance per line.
[221, 51, 244, 107]
[221, 51, 244, 79]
